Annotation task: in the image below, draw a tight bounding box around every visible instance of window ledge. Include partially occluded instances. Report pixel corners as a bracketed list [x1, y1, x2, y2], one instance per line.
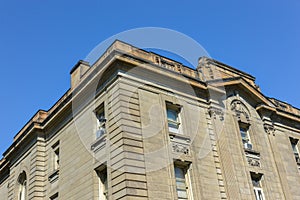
[91, 134, 107, 152]
[48, 169, 59, 183]
[244, 148, 260, 156]
[169, 132, 190, 143]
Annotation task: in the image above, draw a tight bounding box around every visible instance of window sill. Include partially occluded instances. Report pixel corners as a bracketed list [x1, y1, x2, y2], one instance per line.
[244, 148, 260, 155]
[91, 134, 107, 152]
[169, 132, 190, 143]
[48, 169, 59, 183]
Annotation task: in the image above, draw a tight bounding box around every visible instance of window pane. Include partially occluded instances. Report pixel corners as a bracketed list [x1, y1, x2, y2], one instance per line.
[167, 109, 178, 121]
[96, 127, 106, 138]
[240, 128, 248, 138]
[254, 188, 264, 200]
[176, 180, 186, 189]
[177, 189, 188, 199]
[98, 168, 108, 200]
[257, 190, 264, 200]
[241, 132, 247, 138]
[175, 167, 185, 179]
[292, 144, 298, 154]
[175, 166, 189, 200]
[251, 173, 264, 200]
[168, 121, 179, 129]
[252, 180, 260, 187]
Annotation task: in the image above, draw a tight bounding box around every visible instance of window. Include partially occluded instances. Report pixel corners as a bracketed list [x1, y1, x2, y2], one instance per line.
[251, 172, 265, 200]
[240, 124, 252, 150]
[18, 171, 27, 200]
[49, 141, 60, 183]
[174, 164, 192, 200]
[50, 193, 58, 200]
[166, 103, 181, 134]
[95, 104, 106, 139]
[97, 167, 108, 200]
[52, 142, 60, 171]
[290, 137, 300, 165]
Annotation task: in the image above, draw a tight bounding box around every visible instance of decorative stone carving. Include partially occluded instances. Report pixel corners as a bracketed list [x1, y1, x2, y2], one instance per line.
[208, 107, 224, 121]
[197, 58, 215, 81]
[231, 100, 250, 123]
[247, 156, 260, 167]
[245, 150, 261, 167]
[264, 124, 275, 136]
[172, 142, 190, 155]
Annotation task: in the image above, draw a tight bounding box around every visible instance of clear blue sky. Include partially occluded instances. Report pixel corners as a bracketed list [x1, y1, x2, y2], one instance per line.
[0, 0, 299, 155]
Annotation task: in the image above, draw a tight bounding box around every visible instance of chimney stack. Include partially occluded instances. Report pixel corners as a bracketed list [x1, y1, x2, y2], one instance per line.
[70, 60, 90, 88]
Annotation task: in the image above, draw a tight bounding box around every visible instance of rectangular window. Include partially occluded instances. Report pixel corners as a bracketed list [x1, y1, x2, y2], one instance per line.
[240, 124, 252, 150]
[52, 141, 60, 171]
[50, 193, 58, 200]
[174, 164, 192, 200]
[251, 172, 265, 200]
[95, 104, 106, 139]
[97, 167, 108, 200]
[290, 137, 300, 165]
[166, 103, 181, 134]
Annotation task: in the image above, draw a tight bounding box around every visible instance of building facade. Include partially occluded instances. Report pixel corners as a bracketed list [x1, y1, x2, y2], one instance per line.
[1, 40, 300, 199]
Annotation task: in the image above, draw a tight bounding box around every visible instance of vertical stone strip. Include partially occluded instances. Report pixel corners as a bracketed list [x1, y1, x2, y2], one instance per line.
[264, 124, 292, 199]
[207, 107, 227, 199]
[139, 89, 175, 200]
[7, 170, 15, 200]
[107, 80, 148, 199]
[28, 135, 46, 199]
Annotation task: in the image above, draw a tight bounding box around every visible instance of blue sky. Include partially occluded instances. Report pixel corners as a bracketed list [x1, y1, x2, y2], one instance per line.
[0, 0, 299, 155]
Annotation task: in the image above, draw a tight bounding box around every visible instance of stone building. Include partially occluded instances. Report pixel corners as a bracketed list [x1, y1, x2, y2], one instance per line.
[0, 40, 300, 200]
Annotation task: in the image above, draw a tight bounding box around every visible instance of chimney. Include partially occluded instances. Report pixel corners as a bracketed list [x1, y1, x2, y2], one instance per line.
[70, 60, 90, 88]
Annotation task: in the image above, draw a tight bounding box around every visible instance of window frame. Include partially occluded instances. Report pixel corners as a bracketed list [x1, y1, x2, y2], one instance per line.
[289, 137, 300, 165]
[18, 171, 27, 200]
[250, 172, 265, 200]
[166, 102, 182, 134]
[96, 165, 108, 200]
[253, 187, 265, 200]
[52, 141, 60, 171]
[239, 122, 252, 150]
[95, 103, 107, 139]
[173, 162, 192, 200]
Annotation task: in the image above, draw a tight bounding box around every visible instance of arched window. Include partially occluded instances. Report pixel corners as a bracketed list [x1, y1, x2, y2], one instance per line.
[18, 171, 27, 200]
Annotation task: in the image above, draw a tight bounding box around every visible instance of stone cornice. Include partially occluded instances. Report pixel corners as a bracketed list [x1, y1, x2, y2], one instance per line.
[256, 103, 300, 129]
[2, 40, 300, 167]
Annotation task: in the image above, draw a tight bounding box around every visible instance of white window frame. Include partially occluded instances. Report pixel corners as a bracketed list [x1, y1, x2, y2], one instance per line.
[166, 103, 181, 134]
[251, 172, 265, 200]
[239, 123, 252, 150]
[253, 186, 265, 200]
[174, 163, 192, 200]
